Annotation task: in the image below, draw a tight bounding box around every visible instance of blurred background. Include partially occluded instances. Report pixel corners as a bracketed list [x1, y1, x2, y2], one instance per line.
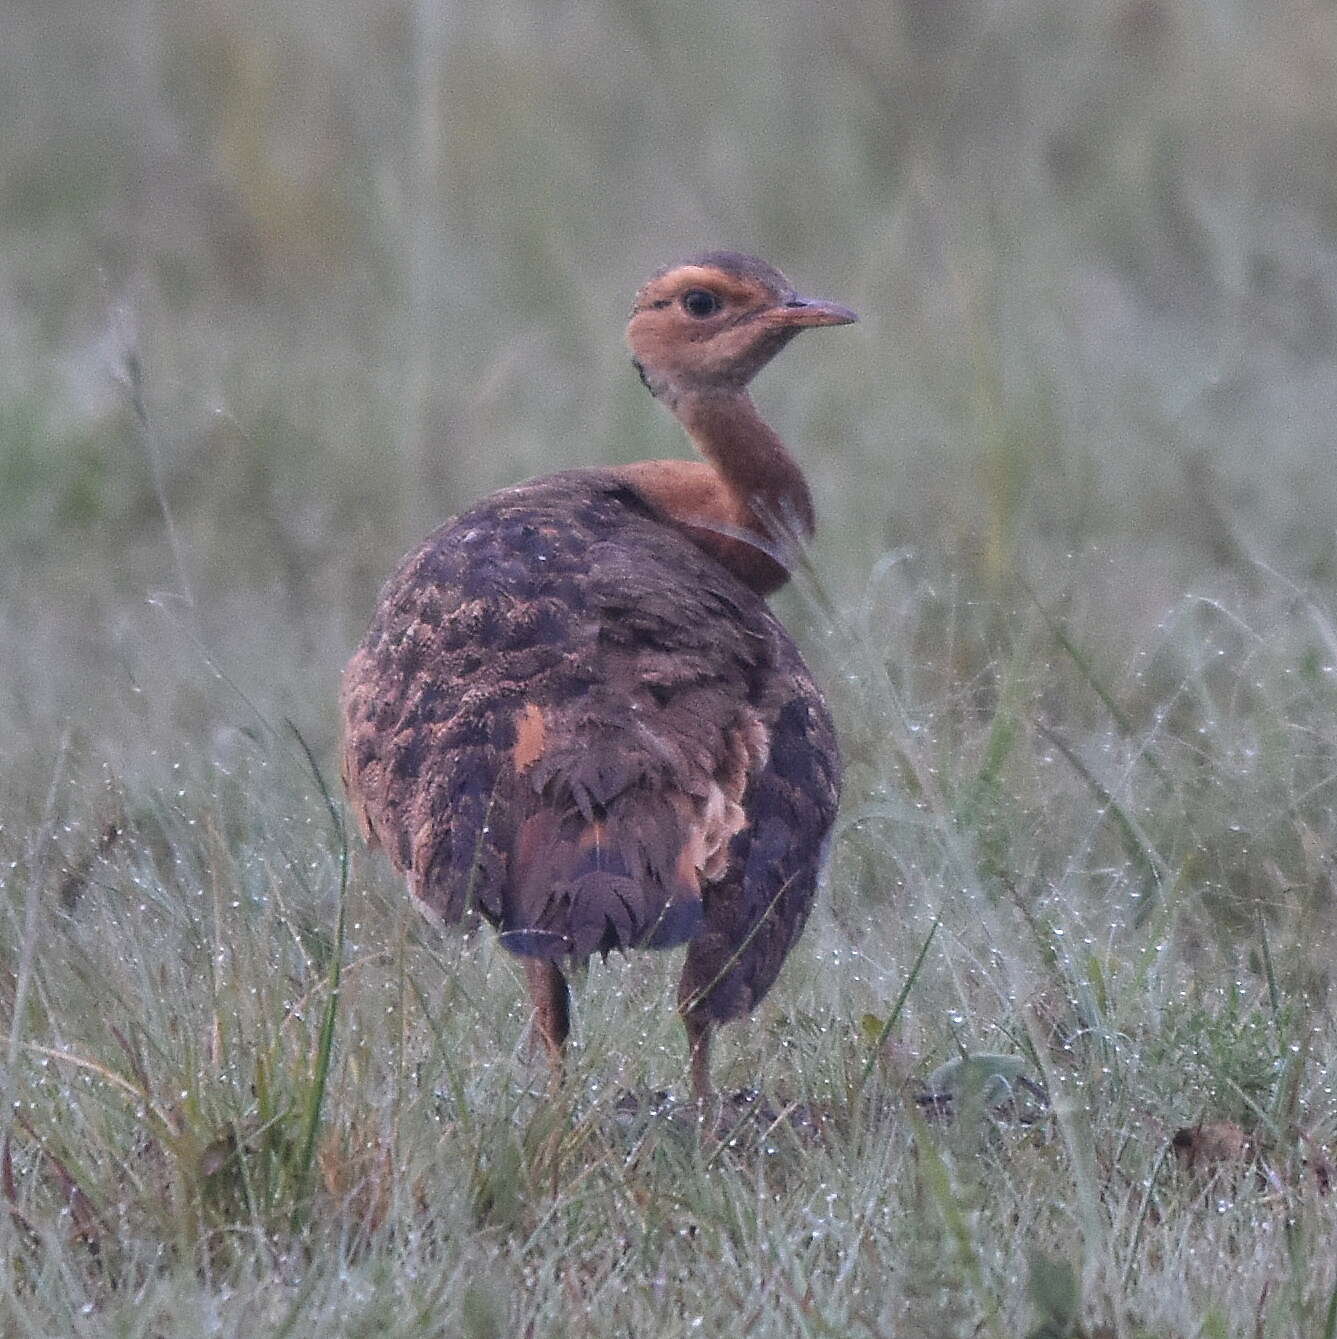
[4, 0, 1337, 810]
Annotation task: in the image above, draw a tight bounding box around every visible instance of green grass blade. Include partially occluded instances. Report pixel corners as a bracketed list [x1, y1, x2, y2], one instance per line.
[286, 722, 349, 1231]
[855, 915, 941, 1099]
[1322, 1275, 1337, 1339]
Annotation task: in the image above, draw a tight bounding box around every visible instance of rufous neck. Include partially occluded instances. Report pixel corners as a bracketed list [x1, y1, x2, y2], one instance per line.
[672, 390, 816, 543]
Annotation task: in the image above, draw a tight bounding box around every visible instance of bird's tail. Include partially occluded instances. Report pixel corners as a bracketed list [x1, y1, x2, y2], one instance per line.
[501, 800, 704, 959]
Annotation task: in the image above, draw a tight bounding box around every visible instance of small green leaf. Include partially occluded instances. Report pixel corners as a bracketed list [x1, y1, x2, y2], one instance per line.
[459, 1279, 508, 1339]
[929, 1054, 1029, 1104]
[1026, 1249, 1080, 1335]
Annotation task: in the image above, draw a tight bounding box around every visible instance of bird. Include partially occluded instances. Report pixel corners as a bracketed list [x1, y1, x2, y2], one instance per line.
[340, 251, 856, 1100]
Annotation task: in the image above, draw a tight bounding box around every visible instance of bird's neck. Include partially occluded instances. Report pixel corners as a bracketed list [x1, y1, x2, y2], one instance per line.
[614, 390, 814, 598]
[677, 391, 815, 542]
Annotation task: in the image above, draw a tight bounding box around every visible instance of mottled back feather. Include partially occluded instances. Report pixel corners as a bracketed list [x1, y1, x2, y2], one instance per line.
[341, 468, 839, 1010]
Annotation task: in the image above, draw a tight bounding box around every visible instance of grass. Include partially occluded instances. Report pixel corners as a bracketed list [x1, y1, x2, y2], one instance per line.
[3, 548, 1335, 1338]
[4, 0, 1337, 1334]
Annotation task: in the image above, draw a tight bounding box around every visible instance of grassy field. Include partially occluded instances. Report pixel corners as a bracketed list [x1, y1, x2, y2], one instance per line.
[4, 0, 1337, 1334]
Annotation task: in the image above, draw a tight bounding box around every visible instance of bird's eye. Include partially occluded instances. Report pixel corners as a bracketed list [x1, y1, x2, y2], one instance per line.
[681, 289, 720, 318]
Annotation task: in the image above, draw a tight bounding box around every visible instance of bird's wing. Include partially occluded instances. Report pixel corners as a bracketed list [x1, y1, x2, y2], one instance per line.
[677, 643, 841, 1022]
[340, 470, 791, 957]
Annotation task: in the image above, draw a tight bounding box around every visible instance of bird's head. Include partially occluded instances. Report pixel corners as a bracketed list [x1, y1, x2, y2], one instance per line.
[626, 252, 857, 406]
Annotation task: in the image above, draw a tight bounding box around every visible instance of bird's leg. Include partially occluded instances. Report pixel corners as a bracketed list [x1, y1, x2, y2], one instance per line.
[682, 1008, 715, 1103]
[524, 958, 570, 1085]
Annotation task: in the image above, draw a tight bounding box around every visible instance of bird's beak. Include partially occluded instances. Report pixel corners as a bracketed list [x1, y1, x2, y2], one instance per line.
[769, 296, 859, 328]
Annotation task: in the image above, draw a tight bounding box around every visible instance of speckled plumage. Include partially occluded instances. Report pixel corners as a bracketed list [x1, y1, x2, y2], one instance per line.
[340, 468, 839, 1022]
[342, 253, 854, 1095]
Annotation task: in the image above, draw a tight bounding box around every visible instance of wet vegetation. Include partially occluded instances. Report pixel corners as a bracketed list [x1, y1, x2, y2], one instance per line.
[3, 0, 1337, 1333]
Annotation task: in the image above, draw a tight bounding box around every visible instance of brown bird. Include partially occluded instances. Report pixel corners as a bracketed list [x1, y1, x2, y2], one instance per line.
[340, 252, 855, 1099]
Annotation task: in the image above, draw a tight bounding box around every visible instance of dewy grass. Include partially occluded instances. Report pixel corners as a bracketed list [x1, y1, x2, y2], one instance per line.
[286, 722, 348, 1233]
